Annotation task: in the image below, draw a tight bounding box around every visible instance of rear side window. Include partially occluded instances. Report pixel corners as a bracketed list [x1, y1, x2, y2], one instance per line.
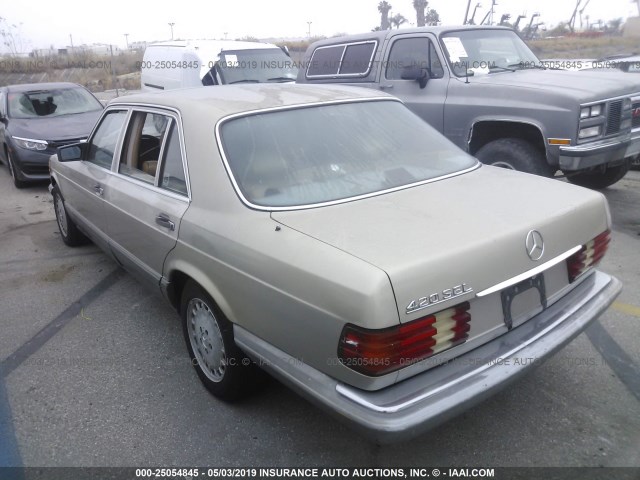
[306, 41, 377, 78]
[386, 38, 444, 80]
[119, 112, 170, 184]
[159, 123, 188, 196]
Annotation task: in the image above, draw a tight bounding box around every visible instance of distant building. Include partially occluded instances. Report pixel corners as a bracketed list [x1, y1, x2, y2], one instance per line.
[63, 44, 122, 56]
[129, 41, 149, 51]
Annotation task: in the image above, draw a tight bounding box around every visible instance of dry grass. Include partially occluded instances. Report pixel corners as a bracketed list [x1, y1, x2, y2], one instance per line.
[529, 36, 638, 59]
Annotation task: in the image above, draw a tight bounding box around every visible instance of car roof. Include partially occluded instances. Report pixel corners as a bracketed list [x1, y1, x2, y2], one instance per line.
[146, 39, 280, 54]
[4, 82, 84, 93]
[108, 83, 395, 121]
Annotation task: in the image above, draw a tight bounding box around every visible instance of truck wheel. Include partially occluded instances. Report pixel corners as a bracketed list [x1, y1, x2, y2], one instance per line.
[475, 138, 554, 177]
[566, 161, 630, 189]
[181, 281, 266, 401]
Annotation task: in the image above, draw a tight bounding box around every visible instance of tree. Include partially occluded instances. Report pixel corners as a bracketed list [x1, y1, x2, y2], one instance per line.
[390, 13, 408, 29]
[425, 8, 441, 26]
[607, 18, 623, 35]
[378, 1, 392, 30]
[0, 17, 27, 56]
[413, 0, 428, 27]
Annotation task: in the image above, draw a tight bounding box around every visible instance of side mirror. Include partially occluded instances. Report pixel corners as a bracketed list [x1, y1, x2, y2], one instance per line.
[401, 66, 430, 89]
[57, 143, 85, 162]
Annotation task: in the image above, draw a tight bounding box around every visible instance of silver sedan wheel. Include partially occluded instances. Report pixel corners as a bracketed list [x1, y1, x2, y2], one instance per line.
[54, 193, 69, 237]
[187, 298, 226, 382]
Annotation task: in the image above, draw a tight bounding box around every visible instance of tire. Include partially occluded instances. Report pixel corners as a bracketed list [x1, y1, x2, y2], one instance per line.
[52, 186, 88, 246]
[566, 161, 631, 189]
[181, 281, 264, 401]
[6, 150, 27, 188]
[475, 138, 554, 177]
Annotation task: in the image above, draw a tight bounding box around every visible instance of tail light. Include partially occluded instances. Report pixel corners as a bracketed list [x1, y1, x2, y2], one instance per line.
[566, 230, 610, 283]
[338, 302, 471, 376]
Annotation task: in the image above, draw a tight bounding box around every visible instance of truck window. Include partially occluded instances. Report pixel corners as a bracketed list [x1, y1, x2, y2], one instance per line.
[440, 29, 539, 76]
[386, 38, 444, 80]
[307, 41, 377, 78]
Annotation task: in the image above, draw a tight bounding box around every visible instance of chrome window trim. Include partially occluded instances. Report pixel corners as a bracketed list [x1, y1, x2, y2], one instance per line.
[215, 97, 481, 212]
[83, 108, 130, 171]
[476, 245, 582, 298]
[102, 103, 192, 201]
[306, 40, 378, 79]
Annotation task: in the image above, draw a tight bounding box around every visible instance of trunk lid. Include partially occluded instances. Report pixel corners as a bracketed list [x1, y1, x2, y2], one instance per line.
[272, 166, 609, 326]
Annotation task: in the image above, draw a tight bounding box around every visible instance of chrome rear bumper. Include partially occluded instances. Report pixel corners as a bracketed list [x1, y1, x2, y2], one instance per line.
[235, 270, 621, 443]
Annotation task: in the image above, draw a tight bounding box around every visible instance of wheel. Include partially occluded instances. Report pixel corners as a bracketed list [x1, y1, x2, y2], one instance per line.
[52, 186, 88, 246]
[566, 161, 630, 189]
[181, 281, 264, 401]
[6, 150, 27, 188]
[475, 138, 554, 177]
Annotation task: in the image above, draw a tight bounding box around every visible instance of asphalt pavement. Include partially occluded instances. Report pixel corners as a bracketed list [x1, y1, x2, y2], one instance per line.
[0, 165, 639, 468]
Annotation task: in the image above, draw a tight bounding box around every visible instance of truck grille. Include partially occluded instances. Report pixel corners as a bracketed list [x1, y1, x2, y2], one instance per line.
[606, 100, 622, 135]
[633, 101, 640, 129]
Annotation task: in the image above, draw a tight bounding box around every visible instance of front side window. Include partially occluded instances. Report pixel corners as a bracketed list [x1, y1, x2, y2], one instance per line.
[386, 38, 444, 80]
[87, 110, 127, 169]
[7, 86, 103, 119]
[219, 100, 476, 209]
[119, 111, 170, 184]
[440, 29, 540, 77]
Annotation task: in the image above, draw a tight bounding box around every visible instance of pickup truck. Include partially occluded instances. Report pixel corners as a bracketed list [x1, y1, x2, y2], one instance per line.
[296, 26, 640, 188]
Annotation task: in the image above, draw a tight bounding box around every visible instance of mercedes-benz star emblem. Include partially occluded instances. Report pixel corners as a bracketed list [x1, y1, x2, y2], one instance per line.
[526, 230, 544, 261]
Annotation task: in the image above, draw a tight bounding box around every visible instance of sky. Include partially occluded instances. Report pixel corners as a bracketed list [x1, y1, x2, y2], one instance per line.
[1, 0, 638, 53]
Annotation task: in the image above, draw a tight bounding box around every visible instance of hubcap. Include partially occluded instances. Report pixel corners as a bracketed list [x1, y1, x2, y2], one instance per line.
[187, 298, 226, 382]
[491, 161, 516, 170]
[54, 193, 69, 237]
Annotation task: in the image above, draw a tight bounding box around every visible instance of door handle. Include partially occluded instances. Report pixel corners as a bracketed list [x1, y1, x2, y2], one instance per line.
[155, 214, 175, 231]
[379, 84, 394, 90]
[93, 184, 104, 196]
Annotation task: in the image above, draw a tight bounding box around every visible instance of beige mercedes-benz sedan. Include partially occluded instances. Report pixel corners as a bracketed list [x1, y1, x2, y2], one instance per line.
[49, 84, 621, 443]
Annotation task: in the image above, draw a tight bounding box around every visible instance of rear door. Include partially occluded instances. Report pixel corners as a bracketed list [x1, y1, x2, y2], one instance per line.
[378, 34, 448, 132]
[103, 108, 190, 290]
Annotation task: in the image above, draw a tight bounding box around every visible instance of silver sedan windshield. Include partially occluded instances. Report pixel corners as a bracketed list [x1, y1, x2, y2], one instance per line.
[218, 100, 477, 209]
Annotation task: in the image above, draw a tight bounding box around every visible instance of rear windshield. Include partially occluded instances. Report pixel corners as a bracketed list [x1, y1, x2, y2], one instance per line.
[217, 48, 298, 84]
[8, 87, 103, 119]
[219, 100, 477, 209]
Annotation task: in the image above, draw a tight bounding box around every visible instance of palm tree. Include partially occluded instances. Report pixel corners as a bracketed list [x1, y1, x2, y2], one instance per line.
[378, 1, 392, 30]
[390, 13, 408, 29]
[413, 0, 428, 27]
[425, 8, 441, 26]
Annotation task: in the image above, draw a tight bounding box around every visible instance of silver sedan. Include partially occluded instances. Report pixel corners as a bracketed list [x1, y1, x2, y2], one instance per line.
[49, 84, 621, 443]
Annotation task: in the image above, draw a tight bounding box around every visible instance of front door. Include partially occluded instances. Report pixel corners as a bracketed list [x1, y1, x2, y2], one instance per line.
[378, 35, 448, 133]
[58, 109, 128, 251]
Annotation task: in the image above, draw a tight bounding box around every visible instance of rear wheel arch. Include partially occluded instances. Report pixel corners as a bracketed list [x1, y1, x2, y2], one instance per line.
[164, 267, 235, 322]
